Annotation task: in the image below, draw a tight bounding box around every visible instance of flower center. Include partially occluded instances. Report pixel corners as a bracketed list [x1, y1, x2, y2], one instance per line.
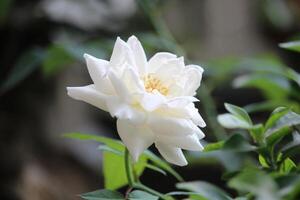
[143, 74, 169, 96]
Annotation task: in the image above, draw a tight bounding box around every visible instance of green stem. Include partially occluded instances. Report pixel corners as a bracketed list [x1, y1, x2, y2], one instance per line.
[124, 148, 134, 187]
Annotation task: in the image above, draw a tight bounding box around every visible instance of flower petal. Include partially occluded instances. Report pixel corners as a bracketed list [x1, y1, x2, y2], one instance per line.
[148, 52, 177, 73]
[148, 116, 195, 137]
[155, 142, 188, 166]
[156, 134, 204, 151]
[106, 97, 146, 124]
[183, 65, 204, 96]
[117, 119, 154, 162]
[67, 84, 108, 111]
[110, 37, 135, 69]
[83, 53, 114, 94]
[108, 70, 132, 103]
[139, 92, 166, 111]
[127, 36, 147, 75]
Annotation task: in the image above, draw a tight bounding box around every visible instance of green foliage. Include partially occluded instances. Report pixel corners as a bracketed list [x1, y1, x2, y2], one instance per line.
[279, 41, 300, 53]
[128, 190, 159, 200]
[1, 48, 46, 93]
[176, 181, 233, 200]
[80, 189, 124, 200]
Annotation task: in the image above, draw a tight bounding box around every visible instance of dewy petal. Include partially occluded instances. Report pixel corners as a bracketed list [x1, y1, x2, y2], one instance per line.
[155, 142, 188, 166]
[117, 119, 154, 162]
[148, 52, 177, 73]
[67, 84, 108, 111]
[106, 97, 146, 124]
[127, 36, 147, 75]
[110, 37, 135, 69]
[148, 115, 195, 137]
[183, 65, 204, 96]
[84, 53, 114, 94]
[156, 134, 204, 151]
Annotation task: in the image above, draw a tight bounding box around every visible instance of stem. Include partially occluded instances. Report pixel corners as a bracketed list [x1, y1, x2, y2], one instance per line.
[124, 148, 134, 187]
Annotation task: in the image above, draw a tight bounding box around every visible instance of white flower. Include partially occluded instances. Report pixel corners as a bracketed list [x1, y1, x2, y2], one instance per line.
[67, 36, 206, 166]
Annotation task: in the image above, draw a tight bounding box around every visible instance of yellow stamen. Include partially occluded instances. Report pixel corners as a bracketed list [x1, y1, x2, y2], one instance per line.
[143, 74, 169, 96]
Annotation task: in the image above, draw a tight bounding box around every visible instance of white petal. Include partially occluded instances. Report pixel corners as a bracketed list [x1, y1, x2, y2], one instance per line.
[83, 53, 114, 94]
[154, 57, 185, 83]
[67, 84, 108, 111]
[123, 67, 144, 93]
[183, 65, 204, 96]
[148, 52, 177, 73]
[166, 96, 199, 108]
[148, 116, 195, 137]
[117, 119, 154, 162]
[155, 142, 187, 166]
[108, 70, 132, 103]
[127, 36, 147, 75]
[106, 97, 146, 124]
[110, 37, 135, 69]
[186, 104, 206, 127]
[156, 134, 204, 151]
[139, 92, 166, 111]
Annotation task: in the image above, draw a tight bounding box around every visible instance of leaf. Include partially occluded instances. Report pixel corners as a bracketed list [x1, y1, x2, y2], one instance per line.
[1, 48, 46, 93]
[217, 114, 252, 129]
[228, 168, 279, 200]
[144, 151, 183, 181]
[223, 134, 256, 152]
[203, 141, 225, 152]
[279, 41, 300, 53]
[258, 154, 269, 168]
[224, 103, 252, 125]
[264, 107, 290, 132]
[42, 45, 74, 76]
[266, 126, 291, 147]
[279, 158, 297, 174]
[281, 131, 300, 159]
[80, 189, 123, 200]
[103, 151, 147, 190]
[249, 124, 264, 143]
[176, 181, 233, 200]
[144, 164, 167, 176]
[128, 190, 158, 200]
[97, 145, 123, 156]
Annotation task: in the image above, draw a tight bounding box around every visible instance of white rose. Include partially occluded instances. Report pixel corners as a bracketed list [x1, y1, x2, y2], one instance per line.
[67, 36, 206, 166]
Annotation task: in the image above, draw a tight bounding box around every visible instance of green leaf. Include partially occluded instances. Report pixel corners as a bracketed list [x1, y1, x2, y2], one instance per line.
[281, 131, 300, 159]
[249, 124, 264, 143]
[224, 103, 252, 125]
[103, 152, 147, 190]
[266, 126, 291, 147]
[223, 134, 256, 152]
[144, 151, 183, 181]
[258, 154, 269, 168]
[176, 181, 233, 200]
[128, 190, 158, 200]
[97, 145, 123, 156]
[264, 107, 290, 132]
[267, 111, 300, 134]
[80, 189, 123, 200]
[203, 141, 225, 152]
[228, 168, 279, 200]
[144, 164, 167, 176]
[217, 114, 252, 129]
[42, 45, 74, 76]
[279, 41, 300, 53]
[1, 48, 46, 93]
[279, 158, 297, 173]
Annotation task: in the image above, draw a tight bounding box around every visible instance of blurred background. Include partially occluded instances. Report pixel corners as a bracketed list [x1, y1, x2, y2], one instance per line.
[1, 0, 300, 199]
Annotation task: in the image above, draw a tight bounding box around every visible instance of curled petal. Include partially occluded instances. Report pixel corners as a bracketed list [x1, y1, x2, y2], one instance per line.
[106, 97, 146, 124]
[156, 134, 204, 151]
[67, 84, 108, 111]
[84, 53, 113, 94]
[127, 36, 147, 75]
[148, 116, 195, 137]
[117, 119, 154, 162]
[148, 52, 177, 73]
[155, 142, 188, 166]
[183, 65, 204, 96]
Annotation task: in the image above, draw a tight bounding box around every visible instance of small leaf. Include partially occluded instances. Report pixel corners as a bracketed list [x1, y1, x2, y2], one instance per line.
[228, 168, 279, 200]
[176, 181, 233, 200]
[266, 126, 291, 147]
[279, 158, 297, 173]
[1, 48, 46, 93]
[279, 41, 300, 53]
[97, 145, 123, 156]
[203, 141, 225, 152]
[217, 114, 252, 129]
[224, 103, 252, 125]
[264, 107, 290, 132]
[145, 164, 167, 176]
[223, 134, 256, 152]
[258, 154, 269, 168]
[80, 189, 123, 200]
[128, 190, 159, 200]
